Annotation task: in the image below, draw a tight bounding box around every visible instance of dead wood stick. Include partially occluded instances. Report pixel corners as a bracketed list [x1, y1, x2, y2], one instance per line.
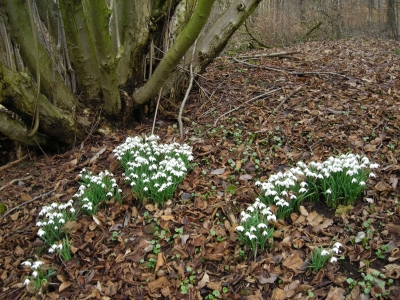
[275, 86, 303, 112]
[233, 58, 352, 80]
[237, 51, 300, 59]
[233, 57, 287, 73]
[1, 189, 55, 218]
[213, 88, 281, 127]
[0, 154, 30, 173]
[159, 104, 191, 124]
[0, 175, 33, 192]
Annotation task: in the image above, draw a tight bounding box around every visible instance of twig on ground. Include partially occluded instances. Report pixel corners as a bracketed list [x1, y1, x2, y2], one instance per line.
[159, 104, 191, 124]
[0, 154, 30, 173]
[244, 21, 269, 49]
[233, 58, 352, 80]
[275, 86, 303, 112]
[0, 175, 33, 192]
[237, 50, 300, 59]
[213, 88, 281, 127]
[178, 40, 197, 140]
[1, 189, 55, 218]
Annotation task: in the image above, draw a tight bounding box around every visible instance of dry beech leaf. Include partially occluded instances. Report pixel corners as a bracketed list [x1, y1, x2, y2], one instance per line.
[210, 168, 225, 175]
[197, 272, 210, 289]
[282, 252, 304, 272]
[10, 211, 19, 221]
[59, 281, 73, 292]
[271, 288, 285, 300]
[325, 286, 345, 300]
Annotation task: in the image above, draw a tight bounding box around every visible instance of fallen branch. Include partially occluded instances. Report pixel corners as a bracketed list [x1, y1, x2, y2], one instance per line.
[213, 88, 281, 127]
[0, 154, 30, 172]
[159, 104, 191, 124]
[275, 86, 303, 112]
[233, 58, 352, 80]
[1, 189, 55, 218]
[237, 50, 300, 59]
[0, 175, 33, 192]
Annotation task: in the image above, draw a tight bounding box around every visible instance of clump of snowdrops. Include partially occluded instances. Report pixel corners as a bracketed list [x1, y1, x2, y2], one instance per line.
[255, 166, 310, 219]
[235, 198, 277, 260]
[308, 242, 342, 272]
[113, 135, 193, 204]
[36, 200, 76, 261]
[256, 154, 378, 215]
[298, 153, 379, 207]
[74, 169, 122, 214]
[21, 260, 55, 294]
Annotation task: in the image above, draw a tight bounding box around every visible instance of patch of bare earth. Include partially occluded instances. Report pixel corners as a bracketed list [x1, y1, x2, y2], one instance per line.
[1, 38, 400, 299]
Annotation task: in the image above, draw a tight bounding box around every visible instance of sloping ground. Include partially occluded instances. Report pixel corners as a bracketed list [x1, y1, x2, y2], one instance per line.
[1, 38, 400, 299]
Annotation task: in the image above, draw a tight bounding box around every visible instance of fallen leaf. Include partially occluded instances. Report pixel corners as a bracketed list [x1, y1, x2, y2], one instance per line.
[197, 272, 210, 289]
[59, 281, 73, 292]
[210, 168, 225, 175]
[325, 286, 345, 300]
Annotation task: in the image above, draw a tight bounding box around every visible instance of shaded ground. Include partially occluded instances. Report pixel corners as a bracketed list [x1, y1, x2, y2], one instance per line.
[1, 38, 400, 299]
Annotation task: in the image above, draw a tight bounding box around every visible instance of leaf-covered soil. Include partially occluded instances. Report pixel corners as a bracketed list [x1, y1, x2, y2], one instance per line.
[1, 38, 400, 300]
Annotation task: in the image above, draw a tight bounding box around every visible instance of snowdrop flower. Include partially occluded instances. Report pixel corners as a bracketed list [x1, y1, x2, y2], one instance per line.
[346, 170, 354, 176]
[37, 229, 46, 237]
[330, 257, 338, 263]
[249, 234, 257, 240]
[369, 172, 376, 178]
[21, 261, 32, 267]
[299, 187, 307, 193]
[32, 271, 38, 278]
[326, 189, 332, 194]
[235, 226, 244, 232]
[369, 163, 379, 169]
[351, 178, 358, 183]
[321, 250, 330, 256]
[300, 182, 308, 187]
[359, 181, 366, 186]
[31, 261, 44, 270]
[247, 206, 254, 213]
[267, 215, 276, 221]
[250, 226, 256, 232]
[24, 278, 30, 285]
[258, 223, 268, 229]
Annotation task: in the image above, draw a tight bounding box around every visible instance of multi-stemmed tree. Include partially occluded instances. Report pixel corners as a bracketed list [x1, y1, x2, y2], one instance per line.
[0, 0, 262, 148]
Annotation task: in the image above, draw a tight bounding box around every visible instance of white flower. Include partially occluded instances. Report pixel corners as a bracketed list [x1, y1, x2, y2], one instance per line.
[235, 226, 244, 232]
[321, 250, 330, 256]
[346, 170, 354, 176]
[267, 215, 276, 221]
[326, 189, 332, 194]
[330, 257, 338, 263]
[246, 206, 254, 213]
[351, 178, 358, 183]
[333, 242, 342, 249]
[299, 188, 307, 193]
[369, 163, 379, 169]
[250, 226, 256, 232]
[70, 207, 76, 213]
[280, 191, 288, 196]
[36, 221, 42, 227]
[24, 278, 30, 285]
[258, 223, 268, 228]
[31, 261, 44, 270]
[300, 182, 308, 187]
[249, 234, 257, 240]
[369, 172, 376, 178]
[21, 261, 32, 267]
[32, 271, 38, 278]
[37, 229, 46, 237]
[359, 181, 366, 186]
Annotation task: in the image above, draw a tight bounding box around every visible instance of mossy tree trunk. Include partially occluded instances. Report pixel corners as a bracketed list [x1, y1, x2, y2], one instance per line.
[0, 0, 262, 149]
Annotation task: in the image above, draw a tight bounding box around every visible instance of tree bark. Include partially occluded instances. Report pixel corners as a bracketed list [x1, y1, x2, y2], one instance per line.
[132, 0, 215, 105]
[81, 0, 121, 115]
[0, 61, 84, 145]
[2, 0, 79, 110]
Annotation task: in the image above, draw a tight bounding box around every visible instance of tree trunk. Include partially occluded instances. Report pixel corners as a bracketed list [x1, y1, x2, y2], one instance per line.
[0, 0, 262, 149]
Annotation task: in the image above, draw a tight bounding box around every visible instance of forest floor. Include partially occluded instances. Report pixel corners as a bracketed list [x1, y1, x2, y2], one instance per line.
[1, 38, 400, 300]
